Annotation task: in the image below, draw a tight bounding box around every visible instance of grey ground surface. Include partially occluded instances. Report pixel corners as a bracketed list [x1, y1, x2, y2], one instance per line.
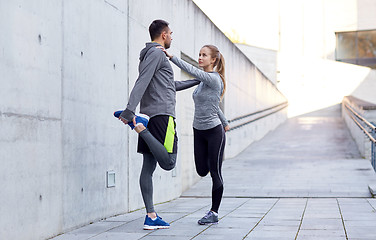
[52, 105, 376, 240]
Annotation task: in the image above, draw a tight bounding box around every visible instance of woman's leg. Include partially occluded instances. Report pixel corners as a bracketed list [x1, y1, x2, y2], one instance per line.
[193, 128, 209, 177]
[206, 125, 226, 213]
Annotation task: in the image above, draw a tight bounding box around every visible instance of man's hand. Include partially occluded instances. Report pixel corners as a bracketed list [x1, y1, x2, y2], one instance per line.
[224, 125, 230, 132]
[119, 117, 127, 124]
[119, 116, 128, 125]
[119, 116, 137, 127]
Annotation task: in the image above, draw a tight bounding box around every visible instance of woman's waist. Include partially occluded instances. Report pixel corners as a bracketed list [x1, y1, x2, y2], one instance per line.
[193, 115, 221, 129]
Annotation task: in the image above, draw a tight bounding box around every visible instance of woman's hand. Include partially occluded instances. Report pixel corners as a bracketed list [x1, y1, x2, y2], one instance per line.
[224, 125, 230, 132]
[156, 46, 173, 59]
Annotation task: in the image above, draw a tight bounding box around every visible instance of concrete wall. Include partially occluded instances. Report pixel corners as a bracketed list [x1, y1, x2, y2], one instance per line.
[351, 70, 376, 105]
[235, 43, 278, 85]
[0, 1, 63, 239]
[0, 0, 287, 239]
[61, 0, 129, 233]
[0, 1, 129, 239]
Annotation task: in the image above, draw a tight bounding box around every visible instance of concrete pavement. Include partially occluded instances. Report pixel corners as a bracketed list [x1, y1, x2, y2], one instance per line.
[51, 105, 376, 240]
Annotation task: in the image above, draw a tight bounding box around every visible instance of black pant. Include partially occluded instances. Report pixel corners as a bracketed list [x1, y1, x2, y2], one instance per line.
[193, 124, 225, 213]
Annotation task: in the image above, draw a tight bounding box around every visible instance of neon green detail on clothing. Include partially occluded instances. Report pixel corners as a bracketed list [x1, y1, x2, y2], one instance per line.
[164, 116, 175, 153]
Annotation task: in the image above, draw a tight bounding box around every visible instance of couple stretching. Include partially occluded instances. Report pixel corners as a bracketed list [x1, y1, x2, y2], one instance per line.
[119, 19, 230, 230]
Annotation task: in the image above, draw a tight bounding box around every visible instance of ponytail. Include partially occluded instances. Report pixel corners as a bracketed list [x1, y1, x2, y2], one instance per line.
[216, 53, 226, 100]
[203, 45, 226, 100]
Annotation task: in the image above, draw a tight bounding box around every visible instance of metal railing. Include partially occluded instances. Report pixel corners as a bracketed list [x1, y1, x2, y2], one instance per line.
[227, 101, 288, 131]
[344, 102, 376, 171]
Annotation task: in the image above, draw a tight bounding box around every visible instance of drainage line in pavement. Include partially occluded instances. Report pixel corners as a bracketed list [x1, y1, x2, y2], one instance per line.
[169, 203, 211, 224]
[366, 199, 376, 212]
[190, 198, 251, 239]
[181, 196, 373, 199]
[294, 198, 308, 240]
[241, 199, 280, 240]
[336, 198, 349, 240]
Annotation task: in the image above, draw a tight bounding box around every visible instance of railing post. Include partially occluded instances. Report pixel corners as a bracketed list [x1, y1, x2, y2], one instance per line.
[372, 122, 376, 172]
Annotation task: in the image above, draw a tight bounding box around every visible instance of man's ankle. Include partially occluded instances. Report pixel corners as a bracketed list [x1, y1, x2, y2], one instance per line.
[147, 212, 157, 219]
[134, 124, 146, 133]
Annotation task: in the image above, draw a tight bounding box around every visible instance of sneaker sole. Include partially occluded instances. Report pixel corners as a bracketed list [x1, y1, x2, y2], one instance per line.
[143, 225, 170, 230]
[198, 221, 218, 225]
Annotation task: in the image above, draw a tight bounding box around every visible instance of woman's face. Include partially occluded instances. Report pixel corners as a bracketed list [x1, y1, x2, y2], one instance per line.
[198, 47, 216, 69]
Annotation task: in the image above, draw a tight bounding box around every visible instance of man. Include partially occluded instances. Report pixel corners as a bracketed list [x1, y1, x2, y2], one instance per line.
[119, 19, 198, 230]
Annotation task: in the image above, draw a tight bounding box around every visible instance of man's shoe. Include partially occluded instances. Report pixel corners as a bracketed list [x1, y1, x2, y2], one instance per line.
[143, 215, 170, 230]
[129, 113, 149, 129]
[198, 211, 218, 225]
[114, 111, 149, 129]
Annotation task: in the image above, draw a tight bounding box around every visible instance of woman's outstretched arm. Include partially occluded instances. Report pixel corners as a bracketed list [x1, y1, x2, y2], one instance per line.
[170, 56, 220, 89]
[175, 79, 200, 91]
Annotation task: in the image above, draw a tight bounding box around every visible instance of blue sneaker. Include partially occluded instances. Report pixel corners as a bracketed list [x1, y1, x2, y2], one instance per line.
[143, 215, 170, 230]
[114, 111, 149, 130]
[113, 110, 123, 118]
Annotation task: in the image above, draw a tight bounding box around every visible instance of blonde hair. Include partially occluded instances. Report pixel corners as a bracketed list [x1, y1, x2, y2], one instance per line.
[203, 45, 226, 100]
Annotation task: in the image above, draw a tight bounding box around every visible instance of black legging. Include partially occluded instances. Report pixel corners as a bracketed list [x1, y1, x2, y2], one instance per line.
[193, 124, 225, 213]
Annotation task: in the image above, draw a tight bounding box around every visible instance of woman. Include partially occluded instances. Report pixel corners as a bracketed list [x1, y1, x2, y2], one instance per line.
[162, 45, 230, 225]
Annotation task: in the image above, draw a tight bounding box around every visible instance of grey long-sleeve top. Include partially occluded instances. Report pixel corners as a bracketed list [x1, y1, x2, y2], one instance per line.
[170, 56, 229, 130]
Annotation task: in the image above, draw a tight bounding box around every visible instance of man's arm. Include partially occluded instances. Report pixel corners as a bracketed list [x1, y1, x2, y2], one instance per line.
[120, 50, 163, 121]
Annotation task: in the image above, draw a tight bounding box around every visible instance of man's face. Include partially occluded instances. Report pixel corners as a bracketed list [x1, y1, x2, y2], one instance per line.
[163, 28, 173, 49]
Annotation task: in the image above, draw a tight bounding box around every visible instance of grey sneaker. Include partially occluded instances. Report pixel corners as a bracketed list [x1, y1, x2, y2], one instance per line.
[198, 211, 218, 225]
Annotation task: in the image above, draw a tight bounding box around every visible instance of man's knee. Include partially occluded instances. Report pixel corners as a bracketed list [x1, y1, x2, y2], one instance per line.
[159, 154, 176, 171]
[160, 162, 175, 171]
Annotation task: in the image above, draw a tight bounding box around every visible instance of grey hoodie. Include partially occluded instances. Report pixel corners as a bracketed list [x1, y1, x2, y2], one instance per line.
[120, 42, 176, 121]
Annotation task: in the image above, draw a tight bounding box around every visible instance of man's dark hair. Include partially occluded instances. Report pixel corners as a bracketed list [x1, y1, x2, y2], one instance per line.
[149, 19, 169, 41]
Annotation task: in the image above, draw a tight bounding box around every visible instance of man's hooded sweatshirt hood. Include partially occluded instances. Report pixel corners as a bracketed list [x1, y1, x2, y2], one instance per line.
[139, 42, 157, 61]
